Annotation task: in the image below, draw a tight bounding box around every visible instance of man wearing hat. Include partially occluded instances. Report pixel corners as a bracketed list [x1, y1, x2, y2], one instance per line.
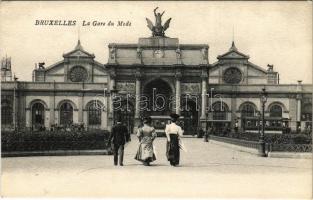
[165, 113, 184, 166]
[108, 117, 129, 166]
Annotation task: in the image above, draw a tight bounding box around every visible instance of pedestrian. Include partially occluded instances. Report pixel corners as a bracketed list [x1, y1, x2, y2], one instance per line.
[234, 120, 239, 134]
[135, 116, 157, 166]
[108, 117, 129, 166]
[165, 113, 183, 166]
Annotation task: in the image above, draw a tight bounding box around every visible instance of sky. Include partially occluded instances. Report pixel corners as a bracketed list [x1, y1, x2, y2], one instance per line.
[0, 1, 312, 84]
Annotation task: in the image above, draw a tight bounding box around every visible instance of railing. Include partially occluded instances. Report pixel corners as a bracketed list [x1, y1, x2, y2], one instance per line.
[268, 144, 312, 152]
[210, 134, 312, 153]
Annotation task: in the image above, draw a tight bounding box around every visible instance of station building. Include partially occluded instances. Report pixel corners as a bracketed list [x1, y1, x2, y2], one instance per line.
[1, 16, 312, 135]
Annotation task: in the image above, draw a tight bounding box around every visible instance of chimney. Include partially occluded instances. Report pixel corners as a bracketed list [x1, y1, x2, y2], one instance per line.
[297, 80, 302, 92]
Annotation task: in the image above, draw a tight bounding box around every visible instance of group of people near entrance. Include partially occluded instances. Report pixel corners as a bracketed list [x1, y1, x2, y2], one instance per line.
[108, 113, 183, 167]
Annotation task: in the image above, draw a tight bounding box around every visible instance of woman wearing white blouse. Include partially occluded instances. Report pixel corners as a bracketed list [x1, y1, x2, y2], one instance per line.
[165, 113, 183, 166]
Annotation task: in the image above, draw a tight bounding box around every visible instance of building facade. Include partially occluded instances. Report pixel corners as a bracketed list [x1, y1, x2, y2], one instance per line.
[1, 15, 312, 135]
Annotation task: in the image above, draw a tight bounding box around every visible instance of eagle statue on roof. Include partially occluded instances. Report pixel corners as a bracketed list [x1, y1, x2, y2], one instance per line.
[146, 7, 172, 37]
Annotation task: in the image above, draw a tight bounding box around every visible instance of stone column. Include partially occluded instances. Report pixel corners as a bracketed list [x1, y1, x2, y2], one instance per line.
[135, 77, 141, 119]
[49, 93, 55, 127]
[230, 95, 237, 128]
[200, 77, 207, 120]
[78, 93, 83, 123]
[108, 75, 115, 129]
[296, 80, 302, 122]
[133, 70, 142, 134]
[175, 78, 181, 115]
[296, 80, 303, 131]
[297, 98, 301, 122]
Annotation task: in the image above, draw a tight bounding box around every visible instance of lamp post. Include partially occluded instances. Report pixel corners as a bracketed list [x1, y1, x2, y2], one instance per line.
[259, 87, 268, 157]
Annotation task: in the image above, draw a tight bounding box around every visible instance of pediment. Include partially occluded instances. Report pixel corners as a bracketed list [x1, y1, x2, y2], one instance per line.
[64, 49, 94, 58]
[218, 50, 249, 60]
[71, 50, 91, 57]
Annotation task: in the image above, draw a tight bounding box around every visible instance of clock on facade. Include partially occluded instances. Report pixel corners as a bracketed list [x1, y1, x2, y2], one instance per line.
[154, 49, 164, 58]
[69, 66, 88, 82]
[223, 67, 242, 84]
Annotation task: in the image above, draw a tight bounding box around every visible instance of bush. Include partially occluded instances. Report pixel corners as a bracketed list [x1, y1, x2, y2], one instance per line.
[213, 130, 312, 145]
[1, 130, 111, 152]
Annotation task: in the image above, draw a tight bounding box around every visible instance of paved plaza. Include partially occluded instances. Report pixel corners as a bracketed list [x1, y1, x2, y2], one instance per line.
[1, 135, 312, 198]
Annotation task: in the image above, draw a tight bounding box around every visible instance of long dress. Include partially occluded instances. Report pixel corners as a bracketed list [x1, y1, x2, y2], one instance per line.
[134, 124, 157, 164]
[165, 123, 184, 166]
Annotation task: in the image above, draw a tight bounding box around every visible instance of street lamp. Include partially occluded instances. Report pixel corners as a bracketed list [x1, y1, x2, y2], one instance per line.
[259, 87, 268, 157]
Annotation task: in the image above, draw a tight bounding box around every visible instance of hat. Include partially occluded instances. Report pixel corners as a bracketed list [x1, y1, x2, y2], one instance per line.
[170, 113, 180, 120]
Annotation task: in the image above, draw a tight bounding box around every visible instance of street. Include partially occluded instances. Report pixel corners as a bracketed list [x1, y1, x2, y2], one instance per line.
[1, 135, 312, 198]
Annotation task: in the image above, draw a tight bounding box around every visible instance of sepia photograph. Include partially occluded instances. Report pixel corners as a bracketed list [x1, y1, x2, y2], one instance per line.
[0, 1, 312, 198]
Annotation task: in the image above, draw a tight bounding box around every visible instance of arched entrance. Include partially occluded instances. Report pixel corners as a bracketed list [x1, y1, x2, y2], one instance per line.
[143, 79, 173, 116]
[32, 102, 45, 130]
[181, 100, 199, 135]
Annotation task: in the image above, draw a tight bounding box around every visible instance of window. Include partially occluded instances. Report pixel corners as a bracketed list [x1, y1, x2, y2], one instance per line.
[241, 103, 256, 118]
[60, 102, 73, 125]
[223, 67, 242, 84]
[69, 66, 88, 82]
[302, 103, 312, 121]
[1, 99, 12, 125]
[269, 104, 282, 118]
[240, 103, 257, 129]
[212, 102, 228, 120]
[88, 101, 101, 126]
[32, 102, 45, 127]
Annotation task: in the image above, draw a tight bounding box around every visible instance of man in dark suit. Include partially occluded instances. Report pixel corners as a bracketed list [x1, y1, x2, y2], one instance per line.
[108, 118, 129, 166]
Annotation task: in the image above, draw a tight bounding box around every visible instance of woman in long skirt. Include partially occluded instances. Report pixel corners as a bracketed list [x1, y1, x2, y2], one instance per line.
[135, 116, 157, 166]
[165, 113, 183, 166]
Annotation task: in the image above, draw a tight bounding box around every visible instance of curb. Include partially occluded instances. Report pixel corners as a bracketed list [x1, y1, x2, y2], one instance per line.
[210, 139, 312, 159]
[209, 139, 259, 155]
[267, 152, 312, 159]
[1, 149, 111, 157]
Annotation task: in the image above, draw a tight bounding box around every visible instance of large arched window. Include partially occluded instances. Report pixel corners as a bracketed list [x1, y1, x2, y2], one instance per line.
[60, 102, 73, 125]
[1, 99, 13, 125]
[87, 100, 102, 128]
[32, 102, 45, 128]
[240, 102, 257, 130]
[212, 102, 228, 121]
[269, 104, 283, 118]
[241, 103, 256, 118]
